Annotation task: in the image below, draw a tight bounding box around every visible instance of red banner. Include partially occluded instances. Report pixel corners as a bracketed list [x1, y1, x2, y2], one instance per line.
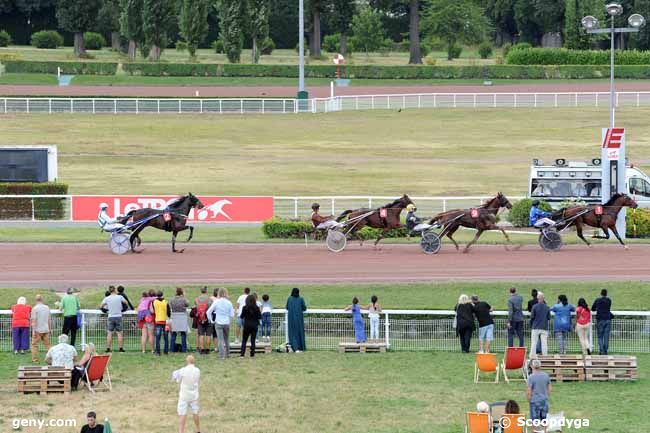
[72, 195, 273, 223]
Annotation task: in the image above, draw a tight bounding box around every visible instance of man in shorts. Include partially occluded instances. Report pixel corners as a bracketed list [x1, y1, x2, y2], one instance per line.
[194, 287, 212, 355]
[471, 295, 494, 353]
[172, 355, 201, 433]
[100, 286, 128, 353]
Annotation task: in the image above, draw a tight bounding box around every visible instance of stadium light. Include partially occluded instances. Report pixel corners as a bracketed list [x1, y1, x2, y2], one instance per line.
[628, 13, 646, 28]
[581, 16, 599, 30]
[606, 3, 623, 17]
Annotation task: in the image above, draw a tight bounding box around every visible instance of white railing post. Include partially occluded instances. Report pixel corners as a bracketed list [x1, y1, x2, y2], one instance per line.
[48, 99, 52, 114]
[355, 97, 359, 110]
[262, 99, 265, 114]
[331, 198, 336, 216]
[637, 92, 640, 107]
[26, 98, 30, 113]
[575, 93, 578, 107]
[368, 197, 372, 208]
[616, 92, 619, 107]
[514, 93, 517, 108]
[219, 99, 222, 114]
[136, 99, 139, 114]
[114, 99, 117, 114]
[473, 94, 477, 108]
[534, 93, 537, 108]
[402, 95, 405, 110]
[418, 94, 421, 109]
[384, 312, 390, 348]
[453, 94, 457, 108]
[31, 199, 35, 221]
[92, 99, 95, 114]
[81, 312, 86, 347]
[240, 100, 244, 114]
[157, 100, 160, 114]
[294, 198, 298, 219]
[70, 99, 73, 113]
[3, 98, 6, 113]
[284, 310, 289, 345]
[178, 100, 182, 114]
[371, 95, 375, 109]
[596, 93, 599, 107]
[200, 99, 203, 114]
[555, 94, 558, 107]
[493, 93, 497, 108]
[283, 99, 286, 113]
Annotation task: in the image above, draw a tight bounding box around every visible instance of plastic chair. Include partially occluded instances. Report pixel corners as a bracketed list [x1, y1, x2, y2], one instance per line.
[501, 347, 528, 383]
[84, 354, 112, 393]
[500, 414, 527, 433]
[474, 353, 499, 383]
[465, 412, 492, 433]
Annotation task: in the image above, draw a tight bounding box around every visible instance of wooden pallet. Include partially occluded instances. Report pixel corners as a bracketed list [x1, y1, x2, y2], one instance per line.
[585, 368, 638, 381]
[17, 366, 71, 395]
[584, 355, 637, 369]
[229, 341, 272, 354]
[544, 368, 585, 382]
[338, 342, 387, 353]
[530, 355, 585, 382]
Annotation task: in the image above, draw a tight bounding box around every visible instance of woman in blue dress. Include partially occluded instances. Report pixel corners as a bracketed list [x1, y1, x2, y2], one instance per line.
[345, 297, 366, 343]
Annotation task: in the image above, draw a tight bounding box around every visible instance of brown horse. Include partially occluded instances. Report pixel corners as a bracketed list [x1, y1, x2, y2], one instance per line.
[335, 194, 414, 247]
[555, 193, 637, 249]
[429, 192, 515, 253]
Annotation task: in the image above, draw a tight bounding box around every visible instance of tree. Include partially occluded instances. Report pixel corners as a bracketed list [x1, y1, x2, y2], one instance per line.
[119, 0, 143, 60]
[247, 0, 270, 63]
[307, 0, 326, 58]
[513, 0, 542, 44]
[216, 0, 245, 63]
[179, 0, 209, 58]
[56, 0, 101, 57]
[407, 0, 421, 64]
[142, 0, 175, 60]
[327, 0, 356, 55]
[563, 0, 603, 49]
[485, 0, 518, 45]
[351, 5, 385, 55]
[98, 0, 121, 50]
[422, 0, 489, 60]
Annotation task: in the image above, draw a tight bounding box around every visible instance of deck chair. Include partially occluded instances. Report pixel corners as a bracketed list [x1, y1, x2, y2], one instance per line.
[499, 414, 527, 433]
[465, 412, 492, 433]
[501, 347, 527, 383]
[474, 353, 499, 383]
[84, 354, 112, 393]
[490, 402, 506, 423]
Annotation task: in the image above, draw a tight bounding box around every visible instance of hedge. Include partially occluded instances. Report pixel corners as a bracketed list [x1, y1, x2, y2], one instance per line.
[507, 198, 552, 227]
[1, 60, 117, 75]
[507, 48, 650, 65]
[262, 217, 409, 240]
[0, 182, 68, 220]
[627, 208, 650, 238]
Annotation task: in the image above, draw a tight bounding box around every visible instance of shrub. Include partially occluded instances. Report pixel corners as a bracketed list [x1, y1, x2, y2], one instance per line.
[0, 182, 68, 220]
[379, 37, 394, 54]
[84, 32, 106, 50]
[175, 40, 187, 52]
[506, 47, 650, 65]
[323, 33, 340, 52]
[211, 39, 224, 54]
[447, 43, 462, 60]
[507, 198, 552, 227]
[478, 42, 493, 59]
[261, 37, 275, 55]
[0, 30, 11, 47]
[2, 60, 117, 74]
[495, 56, 504, 65]
[627, 208, 650, 237]
[31, 30, 64, 49]
[424, 55, 436, 66]
[262, 218, 312, 239]
[502, 42, 512, 58]
[512, 42, 532, 51]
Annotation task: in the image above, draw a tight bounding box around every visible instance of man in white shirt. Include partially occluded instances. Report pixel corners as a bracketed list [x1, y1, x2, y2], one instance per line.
[207, 288, 235, 359]
[97, 204, 124, 232]
[100, 286, 128, 353]
[172, 355, 201, 433]
[234, 287, 250, 343]
[45, 334, 77, 370]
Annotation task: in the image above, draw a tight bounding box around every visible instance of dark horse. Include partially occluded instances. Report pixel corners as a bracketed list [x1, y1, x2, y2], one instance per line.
[429, 192, 515, 253]
[335, 194, 414, 247]
[119, 193, 204, 253]
[555, 193, 637, 249]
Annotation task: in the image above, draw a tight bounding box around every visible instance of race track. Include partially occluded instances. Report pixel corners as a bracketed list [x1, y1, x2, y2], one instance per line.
[1, 243, 649, 288]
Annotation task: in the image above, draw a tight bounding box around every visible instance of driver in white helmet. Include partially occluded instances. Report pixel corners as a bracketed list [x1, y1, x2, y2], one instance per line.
[405, 204, 423, 232]
[97, 204, 125, 232]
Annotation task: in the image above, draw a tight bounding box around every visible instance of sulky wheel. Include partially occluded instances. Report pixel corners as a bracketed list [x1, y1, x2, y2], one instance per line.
[420, 232, 442, 255]
[538, 230, 562, 252]
[326, 230, 347, 253]
[109, 233, 131, 255]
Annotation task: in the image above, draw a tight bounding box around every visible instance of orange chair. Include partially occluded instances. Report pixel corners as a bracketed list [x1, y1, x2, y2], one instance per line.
[84, 354, 112, 393]
[465, 412, 492, 433]
[501, 347, 527, 383]
[474, 353, 499, 383]
[499, 414, 527, 433]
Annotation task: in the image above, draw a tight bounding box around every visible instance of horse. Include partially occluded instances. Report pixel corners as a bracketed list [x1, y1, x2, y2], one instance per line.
[119, 193, 204, 253]
[335, 194, 414, 247]
[554, 193, 638, 249]
[429, 192, 515, 253]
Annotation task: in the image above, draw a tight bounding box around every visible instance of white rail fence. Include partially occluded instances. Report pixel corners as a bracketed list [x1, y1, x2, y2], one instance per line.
[2, 92, 650, 114]
[0, 195, 525, 221]
[1, 309, 648, 353]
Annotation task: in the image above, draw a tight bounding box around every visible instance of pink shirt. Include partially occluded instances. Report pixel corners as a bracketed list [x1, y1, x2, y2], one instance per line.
[576, 306, 591, 325]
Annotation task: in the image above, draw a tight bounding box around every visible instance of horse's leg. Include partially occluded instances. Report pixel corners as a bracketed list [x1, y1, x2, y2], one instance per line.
[172, 231, 185, 253]
[374, 229, 387, 249]
[463, 229, 484, 254]
[574, 219, 591, 247]
[444, 224, 460, 251]
[186, 226, 194, 242]
[129, 225, 146, 253]
[609, 225, 628, 249]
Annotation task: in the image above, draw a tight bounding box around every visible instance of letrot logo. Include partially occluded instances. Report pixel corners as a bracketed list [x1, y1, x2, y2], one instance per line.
[197, 199, 233, 221]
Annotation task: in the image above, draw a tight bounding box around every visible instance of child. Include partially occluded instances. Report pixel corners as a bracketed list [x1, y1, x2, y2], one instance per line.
[368, 295, 382, 341]
[345, 297, 366, 344]
[260, 294, 273, 341]
[117, 285, 135, 310]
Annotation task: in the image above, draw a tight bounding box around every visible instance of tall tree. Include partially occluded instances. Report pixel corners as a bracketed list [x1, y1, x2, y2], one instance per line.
[98, 0, 121, 50]
[248, 0, 270, 63]
[564, 0, 603, 49]
[56, 0, 101, 57]
[485, 0, 518, 45]
[179, 0, 209, 58]
[351, 5, 386, 55]
[327, 0, 355, 54]
[407, 0, 421, 64]
[120, 0, 143, 59]
[216, 0, 245, 63]
[513, 0, 542, 44]
[142, 0, 175, 60]
[307, 0, 325, 57]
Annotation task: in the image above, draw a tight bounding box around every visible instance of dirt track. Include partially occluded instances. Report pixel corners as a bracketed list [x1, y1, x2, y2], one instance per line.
[1, 243, 648, 288]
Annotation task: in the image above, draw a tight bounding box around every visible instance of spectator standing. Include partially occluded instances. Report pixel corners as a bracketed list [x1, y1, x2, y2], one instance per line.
[207, 288, 235, 360]
[550, 295, 575, 355]
[530, 292, 550, 357]
[235, 288, 251, 343]
[240, 294, 262, 357]
[152, 290, 171, 355]
[592, 289, 613, 355]
[471, 295, 494, 353]
[209, 288, 220, 351]
[527, 359, 551, 427]
[170, 288, 190, 353]
[260, 294, 273, 342]
[172, 355, 201, 433]
[286, 288, 307, 352]
[45, 334, 77, 370]
[11, 296, 31, 355]
[345, 297, 367, 344]
[194, 287, 212, 354]
[367, 295, 382, 341]
[137, 290, 157, 353]
[507, 287, 525, 348]
[100, 286, 128, 353]
[80, 412, 104, 433]
[455, 294, 474, 353]
[117, 286, 135, 310]
[527, 288, 541, 354]
[575, 298, 592, 355]
[61, 288, 81, 347]
[31, 294, 52, 363]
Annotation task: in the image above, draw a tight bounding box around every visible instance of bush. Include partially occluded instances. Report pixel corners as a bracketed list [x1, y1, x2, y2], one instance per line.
[31, 30, 64, 49]
[627, 208, 650, 237]
[323, 33, 340, 53]
[261, 37, 275, 55]
[84, 32, 106, 50]
[507, 198, 552, 227]
[424, 55, 436, 66]
[0, 30, 11, 47]
[512, 42, 532, 51]
[0, 182, 68, 220]
[506, 47, 650, 65]
[175, 40, 187, 52]
[379, 37, 394, 54]
[211, 39, 224, 54]
[502, 43, 512, 58]
[2, 60, 117, 74]
[262, 218, 312, 239]
[478, 42, 493, 59]
[447, 44, 462, 60]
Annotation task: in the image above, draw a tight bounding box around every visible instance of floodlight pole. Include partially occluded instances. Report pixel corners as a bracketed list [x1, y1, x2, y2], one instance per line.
[298, 0, 305, 93]
[609, 15, 615, 128]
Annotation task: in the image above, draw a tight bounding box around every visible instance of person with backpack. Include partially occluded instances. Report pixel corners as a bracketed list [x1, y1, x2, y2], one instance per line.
[194, 287, 212, 355]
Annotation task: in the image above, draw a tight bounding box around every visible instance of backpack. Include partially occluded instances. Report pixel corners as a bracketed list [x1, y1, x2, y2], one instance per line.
[196, 302, 209, 325]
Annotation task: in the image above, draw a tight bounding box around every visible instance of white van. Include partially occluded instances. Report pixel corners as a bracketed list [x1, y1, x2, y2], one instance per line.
[528, 158, 650, 208]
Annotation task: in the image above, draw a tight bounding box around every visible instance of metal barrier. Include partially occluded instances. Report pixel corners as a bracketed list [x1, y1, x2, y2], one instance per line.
[2, 309, 648, 353]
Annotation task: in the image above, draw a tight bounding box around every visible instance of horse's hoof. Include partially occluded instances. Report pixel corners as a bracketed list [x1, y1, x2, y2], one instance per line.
[513, 244, 522, 251]
[624, 245, 629, 250]
[462, 249, 469, 254]
[504, 246, 510, 251]
[174, 249, 185, 254]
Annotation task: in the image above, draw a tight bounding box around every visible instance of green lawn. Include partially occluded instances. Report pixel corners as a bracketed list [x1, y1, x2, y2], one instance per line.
[0, 351, 646, 433]
[2, 108, 650, 196]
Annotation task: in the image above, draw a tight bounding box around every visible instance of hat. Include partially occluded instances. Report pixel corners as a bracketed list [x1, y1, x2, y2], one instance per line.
[311, 203, 320, 211]
[66, 287, 74, 295]
[100, 203, 108, 210]
[406, 204, 416, 212]
[531, 200, 540, 206]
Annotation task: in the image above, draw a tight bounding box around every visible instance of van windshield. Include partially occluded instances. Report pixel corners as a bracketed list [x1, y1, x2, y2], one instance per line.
[531, 179, 601, 198]
[629, 177, 650, 198]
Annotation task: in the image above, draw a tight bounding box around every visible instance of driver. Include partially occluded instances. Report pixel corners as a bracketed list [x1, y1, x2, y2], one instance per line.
[97, 204, 125, 232]
[529, 200, 555, 228]
[311, 203, 335, 229]
[405, 204, 422, 232]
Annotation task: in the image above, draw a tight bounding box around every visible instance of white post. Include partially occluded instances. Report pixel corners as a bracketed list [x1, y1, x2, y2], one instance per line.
[294, 199, 298, 219]
[284, 310, 289, 345]
[57, 66, 61, 79]
[31, 199, 35, 221]
[384, 312, 390, 348]
[355, 97, 359, 110]
[3, 98, 6, 113]
[637, 92, 640, 107]
[81, 312, 86, 347]
[240, 100, 244, 114]
[402, 95, 405, 110]
[493, 93, 497, 108]
[443, 199, 447, 212]
[178, 100, 182, 114]
[534, 93, 537, 108]
[330, 81, 334, 98]
[157, 100, 160, 114]
[555, 94, 558, 107]
[298, 0, 305, 93]
[575, 93, 578, 107]
[331, 198, 335, 215]
[200, 99, 203, 114]
[26, 98, 30, 113]
[514, 93, 517, 108]
[453, 94, 457, 108]
[371, 96, 375, 109]
[418, 94, 421, 108]
[473, 94, 477, 108]
[70, 99, 73, 113]
[92, 99, 96, 114]
[262, 99, 265, 114]
[368, 197, 372, 208]
[136, 99, 139, 114]
[219, 99, 222, 114]
[387, 96, 390, 109]
[48, 99, 52, 114]
[114, 99, 117, 114]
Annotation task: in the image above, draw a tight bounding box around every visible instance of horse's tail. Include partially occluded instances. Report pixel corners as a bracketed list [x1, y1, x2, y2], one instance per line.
[336, 209, 353, 222]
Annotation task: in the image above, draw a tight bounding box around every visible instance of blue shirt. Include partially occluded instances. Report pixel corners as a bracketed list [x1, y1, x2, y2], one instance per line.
[527, 371, 551, 403]
[529, 206, 551, 226]
[550, 303, 575, 332]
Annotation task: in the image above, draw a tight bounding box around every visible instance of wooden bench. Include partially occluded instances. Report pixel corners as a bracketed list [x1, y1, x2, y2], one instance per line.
[229, 341, 272, 354]
[529, 355, 585, 382]
[584, 355, 638, 381]
[17, 366, 71, 395]
[338, 342, 387, 353]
